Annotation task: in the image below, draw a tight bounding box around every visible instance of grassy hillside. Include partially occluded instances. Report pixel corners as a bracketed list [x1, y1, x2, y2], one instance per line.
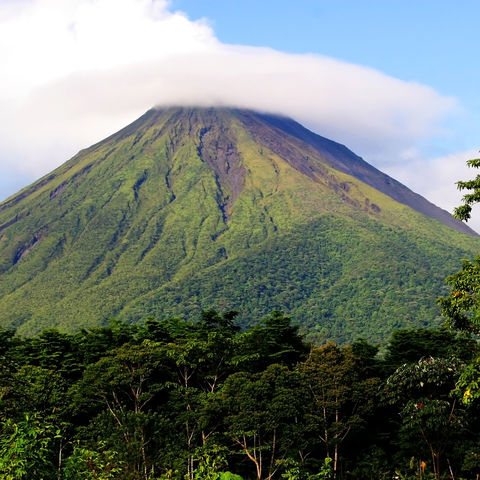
[0, 107, 478, 342]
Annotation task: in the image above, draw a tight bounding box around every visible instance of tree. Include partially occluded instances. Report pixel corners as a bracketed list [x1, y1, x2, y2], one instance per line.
[438, 256, 480, 335]
[453, 155, 480, 221]
[383, 327, 476, 373]
[299, 344, 378, 479]
[17, 329, 82, 380]
[453, 354, 480, 405]
[437, 155, 480, 406]
[384, 357, 466, 480]
[442, 154, 480, 329]
[234, 311, 308, 373]
[164, 311, 240, 479]
[220, 364, 308, 480]
[439, 155, 480, 330]
[0, 327, 16, 356]
[71, 341, 171, 479]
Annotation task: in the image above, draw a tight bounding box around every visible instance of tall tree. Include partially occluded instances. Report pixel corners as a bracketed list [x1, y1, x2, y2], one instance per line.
[165, 310, 240, 479]
[71, 341, 171, 480]
[220, 364, 308, 480]
[299, 344, 378, 479]
[437, 155, 480, 407]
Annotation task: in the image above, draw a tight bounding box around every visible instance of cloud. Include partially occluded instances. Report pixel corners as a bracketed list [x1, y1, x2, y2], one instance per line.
[0, 0, 463, 220]
[384, 149, 480, 232]
[0, 0, 218, 173]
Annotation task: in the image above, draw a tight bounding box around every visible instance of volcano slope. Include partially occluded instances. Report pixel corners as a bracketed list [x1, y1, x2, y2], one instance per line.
[0, 107, 478, 343]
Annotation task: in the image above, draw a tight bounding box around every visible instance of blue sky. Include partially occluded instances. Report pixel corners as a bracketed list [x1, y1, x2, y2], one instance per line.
[0, 0, 479, 228]
[170, 0, 476, 92]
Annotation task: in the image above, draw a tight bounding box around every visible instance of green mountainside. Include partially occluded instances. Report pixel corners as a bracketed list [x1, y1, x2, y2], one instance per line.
[0, 107, 478, 342]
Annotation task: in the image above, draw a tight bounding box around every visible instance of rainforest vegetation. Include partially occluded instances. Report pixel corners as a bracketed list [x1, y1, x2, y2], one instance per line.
[1, 309, 480, 480]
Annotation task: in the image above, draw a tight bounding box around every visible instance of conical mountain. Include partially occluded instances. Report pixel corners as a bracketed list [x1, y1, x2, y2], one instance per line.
[0, 107, 478, 342]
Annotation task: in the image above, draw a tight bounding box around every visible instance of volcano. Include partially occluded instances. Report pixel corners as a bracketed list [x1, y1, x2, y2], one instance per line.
[0, 107, 478, 342]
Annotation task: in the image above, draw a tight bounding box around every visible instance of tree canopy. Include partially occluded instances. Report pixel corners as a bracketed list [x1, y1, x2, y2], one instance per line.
[1, 313, 479, 480]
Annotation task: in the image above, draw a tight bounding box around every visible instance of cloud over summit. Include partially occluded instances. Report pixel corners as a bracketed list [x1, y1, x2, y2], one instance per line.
[0, 0, 461, 215]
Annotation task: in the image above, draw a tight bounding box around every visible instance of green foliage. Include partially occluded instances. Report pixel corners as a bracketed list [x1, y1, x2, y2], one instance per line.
[0, 318, 478, 479]
[438, 255, 480, 335]
[281, 458, 333, 480]
[438, 158, 480, 409]
[190, 450, 228, 480]
[300, 343, 379, 477]
[438, 157, 480, 407]
[385, 357, 462, 404]
[63, 441, 124, 480]
[128, 215, 478, 345]
[454, 355, 480, 405]
[462, 448, 480, 479]
[0, 413, 58, 480]
[233, 310, 308, 372]
[220, 363, 309, 479]
[218, 473, 243, 480]
[383, 327, 476, 373]
[453, 156, 480, 221]
[384, 357, 466, 480]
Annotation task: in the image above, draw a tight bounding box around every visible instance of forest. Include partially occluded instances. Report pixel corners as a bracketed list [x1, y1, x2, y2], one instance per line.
[1, 306, 480, 480]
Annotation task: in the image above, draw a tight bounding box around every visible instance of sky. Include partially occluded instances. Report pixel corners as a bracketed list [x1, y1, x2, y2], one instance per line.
[1, 0, 479, 230]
